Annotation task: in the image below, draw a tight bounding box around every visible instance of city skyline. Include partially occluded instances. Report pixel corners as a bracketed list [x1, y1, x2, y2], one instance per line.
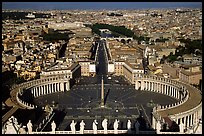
[2, 2, 202, 10]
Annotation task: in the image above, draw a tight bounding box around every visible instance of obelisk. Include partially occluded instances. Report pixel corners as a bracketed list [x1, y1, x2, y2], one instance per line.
[101, 76, 105, 108]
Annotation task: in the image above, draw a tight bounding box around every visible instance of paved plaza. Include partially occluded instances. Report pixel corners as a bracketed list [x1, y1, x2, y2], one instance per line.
[34, 75, 178, 131]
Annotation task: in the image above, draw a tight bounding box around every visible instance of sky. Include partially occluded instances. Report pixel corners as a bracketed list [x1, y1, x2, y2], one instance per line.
[2, 2, 202, 10]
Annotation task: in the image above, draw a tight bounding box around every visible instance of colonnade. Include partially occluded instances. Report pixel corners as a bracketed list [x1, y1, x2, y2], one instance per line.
[10, 74, 72, 109]
[16, 92, 37, 109]
[30, 81, 70, 98]
[171, 102, 202, 131]
[136, 76, 202, 133]
[135, 80, 185, 100]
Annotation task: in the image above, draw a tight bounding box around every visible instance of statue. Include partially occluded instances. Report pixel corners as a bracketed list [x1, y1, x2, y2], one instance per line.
[27, 120, 33, 134]
[114, 119, 119, 134]
[51, 121, 56, 133]
[114, 119, 119, 130]
[156, 121, 161, 134]
[135, 120, 140, 134]
[4, 116, 19, 134]
[127, 120, 131, 130]
[92, 119, 98, 134]
[179, 122, 184, 133]
[80, 120, 85, 134]
[102, 119, 108, 134]
[19, 126, 27, 134]
[70, 120, 76, 134]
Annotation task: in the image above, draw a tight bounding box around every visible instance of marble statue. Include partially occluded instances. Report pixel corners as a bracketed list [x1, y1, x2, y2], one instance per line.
[92, 119, 98, 134]
[19, 126, 27, 134]
[156, 121, 161, 134]
[27, 120, 33, 134]
[135, 120, 140, 134]
[51, 121, 56, 133]
[114, 119, 119, 134]
[80, 120, 85, 134]
[127, 120, 131, 130]
[102, 118, 108, 134]
[179, 122, 184, 133]
[4, 116, 18, 134]
[114, 119, 119, 130]
[70, 120, 76, 134]
[102, 118, 108, 131]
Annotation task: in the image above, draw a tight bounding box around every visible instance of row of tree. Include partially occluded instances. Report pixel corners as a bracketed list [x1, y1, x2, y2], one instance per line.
[89, 23, 155, 43]
[42, 31, 70, 42]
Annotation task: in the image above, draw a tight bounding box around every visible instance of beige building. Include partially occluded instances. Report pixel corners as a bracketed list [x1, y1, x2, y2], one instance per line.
[40, 61, 81, 88]
[79, 61, 91, 76]
[114, 61, 144, 84]
[179, 64, 202, 85]
[179, 70, 202, 85]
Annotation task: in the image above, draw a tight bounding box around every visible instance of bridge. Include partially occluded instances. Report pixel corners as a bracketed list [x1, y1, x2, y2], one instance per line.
[101, 37, 133, 43]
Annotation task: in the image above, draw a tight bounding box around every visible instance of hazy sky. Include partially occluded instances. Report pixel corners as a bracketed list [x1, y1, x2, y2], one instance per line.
[2, 2, 202, 10]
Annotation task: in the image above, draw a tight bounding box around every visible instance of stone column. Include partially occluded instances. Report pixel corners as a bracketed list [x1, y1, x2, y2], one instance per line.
[38, 87, 40, 96]
[151, 82, 154, 91]
[37, 87, 39, 97]
[148, 81, 151, 91]
[173, 87, 175, 97]
[54, 83, 56, 93]
[53, 83, 55, 93]
[172, 87, 174, 97]
[41, 86, 43, 95]
[193, 113, 196, 124]
[175, 89, 177, 99]
[163, 84, 165, 94]
[141, 81, 144, 90]
[185, 116, 188, 128]
[164, 85, 166, 95]
[49, 84, 52, 93]
[158, 83, 161, 93]
[55, 83, 58, 92]
[33, 88, 35, 97]
[190, 114, 192, 127]
[187, 116, 190, 128]
[35, 87, 38, 97]
[135, 81, 138, 90]
[190, 114, 193, 127]
[58, 83, 60, 92]
[57, 83, 60, 92]
[46, 84, 49, 94]
[65, 82, 68, 91]
[42, 86, 44, 95]
[60, 83, 64, 92]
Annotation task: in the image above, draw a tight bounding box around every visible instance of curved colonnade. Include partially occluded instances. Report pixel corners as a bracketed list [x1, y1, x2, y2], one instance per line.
[134, 75, 202, 131]
[10, 74, 71, 109]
